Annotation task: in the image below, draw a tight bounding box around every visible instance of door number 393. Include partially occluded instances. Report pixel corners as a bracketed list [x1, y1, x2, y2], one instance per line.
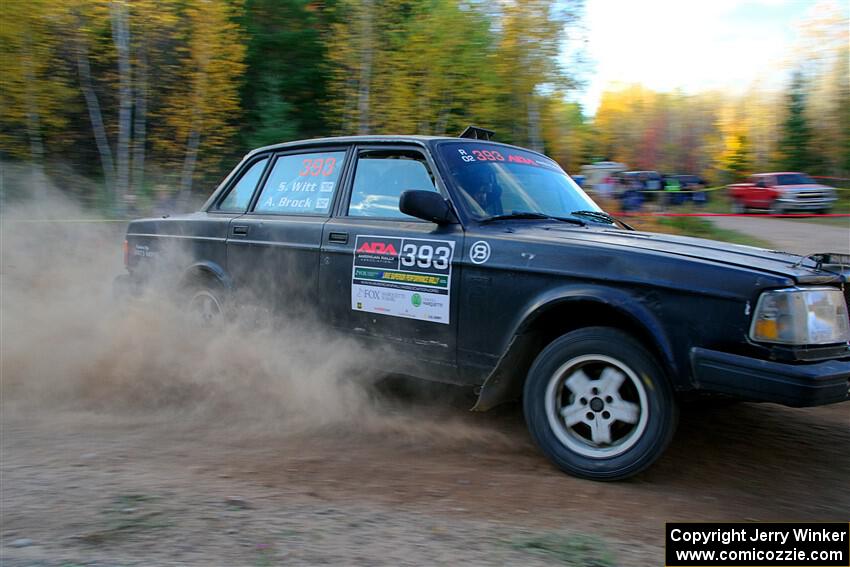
[400, 243, 451, 270]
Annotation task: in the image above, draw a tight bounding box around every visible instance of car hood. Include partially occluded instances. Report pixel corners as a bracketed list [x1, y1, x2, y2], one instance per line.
[510, 224, 844, 285]
[778, 183, 832, 192]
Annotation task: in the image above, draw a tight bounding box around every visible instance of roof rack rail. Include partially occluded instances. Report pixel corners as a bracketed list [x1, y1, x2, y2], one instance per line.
[458, 125, 495, 141]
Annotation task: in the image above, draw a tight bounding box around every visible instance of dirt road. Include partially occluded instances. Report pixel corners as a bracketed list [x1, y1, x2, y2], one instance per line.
[707, 216, 849, 254]
[3, 393, 849, 566]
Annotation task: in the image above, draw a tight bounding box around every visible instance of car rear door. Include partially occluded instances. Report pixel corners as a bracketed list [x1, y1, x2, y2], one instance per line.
[318, 145, 464, 378]
[225, 146, 352, 316]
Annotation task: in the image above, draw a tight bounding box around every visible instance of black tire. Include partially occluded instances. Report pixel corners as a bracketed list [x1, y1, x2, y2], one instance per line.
[523, 327, 678, 480]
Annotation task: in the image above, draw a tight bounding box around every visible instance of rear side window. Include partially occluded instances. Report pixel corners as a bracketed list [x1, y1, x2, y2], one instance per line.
[217, 158, 268, 212]
[254, 151, 346, 215]
[348, 150, 436, 219]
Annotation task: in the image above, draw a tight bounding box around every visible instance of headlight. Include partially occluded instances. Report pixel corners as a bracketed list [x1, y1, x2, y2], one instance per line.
[750, 287, 850, 345]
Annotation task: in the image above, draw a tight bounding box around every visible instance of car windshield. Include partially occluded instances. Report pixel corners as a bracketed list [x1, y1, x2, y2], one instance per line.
[436, 141, 601, 220]
[776, 173, 814, 185]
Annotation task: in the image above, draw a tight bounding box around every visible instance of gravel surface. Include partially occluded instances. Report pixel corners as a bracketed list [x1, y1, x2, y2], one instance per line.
[2, 398, 848, 566]
[707, 216, 849, 254]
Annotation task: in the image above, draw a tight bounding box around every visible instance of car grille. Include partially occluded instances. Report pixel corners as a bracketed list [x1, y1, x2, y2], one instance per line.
[796, 192, 825, 199]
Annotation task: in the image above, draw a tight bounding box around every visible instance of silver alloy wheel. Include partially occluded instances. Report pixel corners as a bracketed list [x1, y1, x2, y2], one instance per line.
[544, 354, 649, 458]
[188, 289, 222, 326]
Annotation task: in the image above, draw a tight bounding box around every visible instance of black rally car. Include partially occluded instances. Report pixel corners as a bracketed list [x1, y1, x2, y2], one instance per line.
[116, 128, 850, 480]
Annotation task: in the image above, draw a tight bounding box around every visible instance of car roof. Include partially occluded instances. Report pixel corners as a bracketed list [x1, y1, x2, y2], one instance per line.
[246, 135, 472, 158]
[755, 172, 803, 176]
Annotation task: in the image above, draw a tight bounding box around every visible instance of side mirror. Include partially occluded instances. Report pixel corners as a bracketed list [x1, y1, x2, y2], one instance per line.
[399, 190, 456, 224]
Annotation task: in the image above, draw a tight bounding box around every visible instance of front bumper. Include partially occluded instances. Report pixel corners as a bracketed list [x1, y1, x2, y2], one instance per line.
[691, 347, 850, 407]
[775, 197, 836, 211]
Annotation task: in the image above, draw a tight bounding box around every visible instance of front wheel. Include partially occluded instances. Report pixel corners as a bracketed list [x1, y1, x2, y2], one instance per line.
[768, 201, 784, 215]
[523, 327, 678, 480]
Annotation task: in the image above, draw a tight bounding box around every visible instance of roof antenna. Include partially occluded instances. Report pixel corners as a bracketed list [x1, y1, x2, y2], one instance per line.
[458, 125, 495, 141]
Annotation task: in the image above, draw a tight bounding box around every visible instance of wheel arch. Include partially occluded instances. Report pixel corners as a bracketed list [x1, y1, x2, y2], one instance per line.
[472, 287, 678, 411]
[179, 260, 233, 292]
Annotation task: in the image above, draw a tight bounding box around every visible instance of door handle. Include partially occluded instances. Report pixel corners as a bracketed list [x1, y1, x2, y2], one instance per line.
[232, 225, 249, 236]
[328, 231, 348, 244]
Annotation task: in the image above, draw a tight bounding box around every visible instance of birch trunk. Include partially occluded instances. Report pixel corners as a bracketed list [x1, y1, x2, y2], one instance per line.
[22, 37, 46, 201]
[527, 97, 542, 153]
[22, 39, 43, 165]
[131, 32, 148, 196]
[178, 129, 200, 210]
[111, 1, 132, 205]
[74, 26, 116, 202]
[357, 0, 373, 135]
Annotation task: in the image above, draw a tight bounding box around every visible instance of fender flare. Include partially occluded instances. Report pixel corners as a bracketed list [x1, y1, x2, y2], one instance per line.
[473, 285, 678, 411]
[179, 260, 233, 291]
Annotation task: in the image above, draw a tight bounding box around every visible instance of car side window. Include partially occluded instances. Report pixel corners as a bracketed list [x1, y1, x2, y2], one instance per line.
[254, 151, 347, 215]
[348, 150, 437, 219]
[217, 157, 268, 212]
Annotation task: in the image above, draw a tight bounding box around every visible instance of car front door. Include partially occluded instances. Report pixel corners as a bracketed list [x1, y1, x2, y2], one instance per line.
[319, 145, 464, 379]
[226, 146, 352, 317]
[752, 175, 773, 209]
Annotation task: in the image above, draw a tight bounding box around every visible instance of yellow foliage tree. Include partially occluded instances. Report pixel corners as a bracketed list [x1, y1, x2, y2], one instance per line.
[0, 0, 74, 163]
[156, 0, 247, 201]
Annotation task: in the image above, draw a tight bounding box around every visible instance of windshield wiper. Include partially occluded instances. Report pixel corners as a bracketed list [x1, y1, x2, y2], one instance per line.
[479, 212, 585, 226]
[570, 210, 634, 230]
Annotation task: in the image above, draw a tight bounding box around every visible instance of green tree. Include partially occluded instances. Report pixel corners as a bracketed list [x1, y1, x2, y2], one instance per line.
[777, 71, 816, 172]
[492, 0, 581, 149]
[383, 0, 497, 135]
[541, 97, 590, 173]
[240, 0, 330, 147]
[726, 134, 752, 180]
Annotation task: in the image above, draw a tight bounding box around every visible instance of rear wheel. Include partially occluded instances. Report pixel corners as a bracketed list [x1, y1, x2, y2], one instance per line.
[731, 199, 745, 214]
[186, 283, 226, 327]
[523, 327, 677, 480]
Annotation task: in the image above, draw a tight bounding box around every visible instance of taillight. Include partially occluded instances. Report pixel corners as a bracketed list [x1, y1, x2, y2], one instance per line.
[123, 239, 129, 268]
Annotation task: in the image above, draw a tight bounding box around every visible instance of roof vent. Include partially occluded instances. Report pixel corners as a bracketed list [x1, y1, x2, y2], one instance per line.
[458, 125, 495, 141]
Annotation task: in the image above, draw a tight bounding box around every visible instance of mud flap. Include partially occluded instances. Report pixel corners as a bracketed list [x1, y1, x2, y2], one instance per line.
[471, 333, 537, 411]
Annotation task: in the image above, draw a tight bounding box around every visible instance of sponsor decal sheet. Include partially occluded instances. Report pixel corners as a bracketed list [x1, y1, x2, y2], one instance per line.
[352, 236, 454, 324]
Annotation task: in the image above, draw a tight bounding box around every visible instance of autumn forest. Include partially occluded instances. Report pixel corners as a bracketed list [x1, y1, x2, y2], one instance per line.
[1, 0, 848, 212]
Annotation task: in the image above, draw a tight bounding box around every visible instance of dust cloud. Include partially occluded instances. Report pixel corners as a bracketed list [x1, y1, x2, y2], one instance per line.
[0, 166, 511, 448]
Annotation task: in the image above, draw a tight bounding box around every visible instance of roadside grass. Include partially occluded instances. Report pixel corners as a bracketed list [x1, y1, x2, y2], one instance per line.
[508, 532, 616, 566]
[655, 216, 773, 248]
[597, 197, 772, 248]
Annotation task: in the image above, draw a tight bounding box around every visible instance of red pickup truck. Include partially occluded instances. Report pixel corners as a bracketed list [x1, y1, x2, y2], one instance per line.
[728, 172, 837, 214]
